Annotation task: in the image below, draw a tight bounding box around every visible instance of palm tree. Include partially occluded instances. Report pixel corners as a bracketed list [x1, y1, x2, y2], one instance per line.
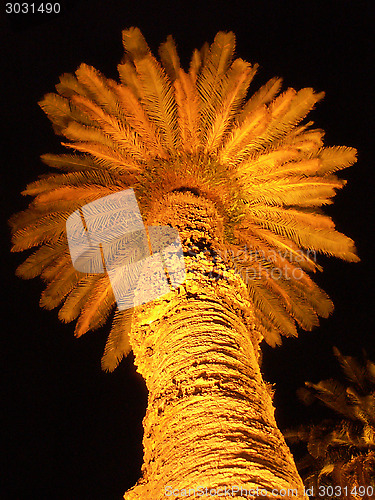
[284, 348, 375, 500]
[10, 28, 359, 499]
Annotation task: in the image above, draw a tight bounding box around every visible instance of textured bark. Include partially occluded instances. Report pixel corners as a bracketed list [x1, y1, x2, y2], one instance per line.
[124, 192, 306, 499]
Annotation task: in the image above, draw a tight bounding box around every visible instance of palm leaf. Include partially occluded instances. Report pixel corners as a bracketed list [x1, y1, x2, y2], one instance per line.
[75, 63, 122, 117]
[21, 169, 127, 196]
[196, 31, 236, 134]
[40, 153, 98, 172]
[122, 27, 178, 151]
[15, 242, 66, 279]
[239, 76, 283, 119]
[333, 347, 368, 392]
[39, 263, 83, 310]
[117, 59, 143, 98]
[11, 211, 71, 251]
[158, 35, 180, 81]
[70, 94, 148, 160]
[111, 81, 166, 157]
[58, 274, 101, 323]
[75, 275, 116, 337]
[203, 59, 258, 153]
[219, 105, 269, 165]
[318, 146, 357, 174]
[101, 308, 133, 372]
[173, 69, 200, 152]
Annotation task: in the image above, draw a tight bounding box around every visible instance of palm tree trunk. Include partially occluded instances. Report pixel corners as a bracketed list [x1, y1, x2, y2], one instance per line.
[124, 192, 306, 499]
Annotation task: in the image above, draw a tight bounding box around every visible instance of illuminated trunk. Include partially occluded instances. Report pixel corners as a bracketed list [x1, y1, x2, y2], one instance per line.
[124, 192, 306, 500]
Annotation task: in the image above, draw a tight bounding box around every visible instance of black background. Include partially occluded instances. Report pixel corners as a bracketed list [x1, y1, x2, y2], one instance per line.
[1, 1, 374, 498]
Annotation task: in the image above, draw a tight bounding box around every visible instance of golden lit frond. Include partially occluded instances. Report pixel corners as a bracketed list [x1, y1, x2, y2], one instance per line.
[58, 274, 100, 323]
[15, 242, 66, 279]
[40, 153, 98, 171]
[203, 58, 258, 153]
[11, 28, 359, 369]
[74, 275, 116, 337]
[70, 94, 149, 160]
[247, 206, 359, 261]
[62, 141, 142, 173]
[21, 169, 128, 196]
[38, 93, 93, 133]
[234, 226, 321, 272]
[55, 72, 88, 98]
[110, 82, 166, 157]
[219, 105, 269, 164]
[239, 76, 283, 119]
[196, 31, 236, 135]
[75, 63, 122, 117]
[61, 121, 117, 148]
[101, 308, 133, 372]
[32, 184, 121, 207]
[11, 211, 71, 251]
[122, 27, 179, 151]
[318, 146, 357, 174]
[188, 48, 202, 81]
[158, 35, 180, 82]
[241, 88, 325, 157]
[173, 69, 200, 152]
[39, 262, 82, 310]
[284, 126, 325, 155]
[117, 59, 143, 98]
[243, 175, 346, 207]
[122, 26, 150, 60]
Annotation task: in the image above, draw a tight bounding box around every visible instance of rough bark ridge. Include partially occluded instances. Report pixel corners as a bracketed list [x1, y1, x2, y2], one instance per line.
[124, 192, 306, 499]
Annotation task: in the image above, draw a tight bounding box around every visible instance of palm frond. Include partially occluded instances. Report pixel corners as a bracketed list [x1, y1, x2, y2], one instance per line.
[62, 141, 142, 173]
[11, 211, 71, 251]
[318, 146, 357, 174]
[40, 153, 98, 172]
[39, 263, 84, 310]
[158, 35, 180, 81]
[70, 94, 149, 160]
[247, 205, 359, 261]
[55, 72, 88, 98]
[173, 69, 200, 152]
[111, 81, 166, 157]
[333, 347, 368, 393]
[75, 63, 122, 117]
[75, 275, 116, 337]
[188, 48, 202, 81]
[243, 175, 346, 207]
[239, 77, 283, 119]
[15, 242, 66, 279]
[304, 379, 356, 419]
[101, 308, 133, 372]
[196, 31, 236, 134]
[203, 59, 258, 153]
[244, 88, 324, 156]
[21, 169, 127, 197]
[122, 27, 178, 151]
[117, 59, 143, 98]
[58, 274, 100, 323]
[219, 105, 270, 165]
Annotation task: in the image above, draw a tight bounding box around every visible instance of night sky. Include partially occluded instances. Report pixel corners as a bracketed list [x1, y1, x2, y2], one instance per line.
[2, 1, 374, 498]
